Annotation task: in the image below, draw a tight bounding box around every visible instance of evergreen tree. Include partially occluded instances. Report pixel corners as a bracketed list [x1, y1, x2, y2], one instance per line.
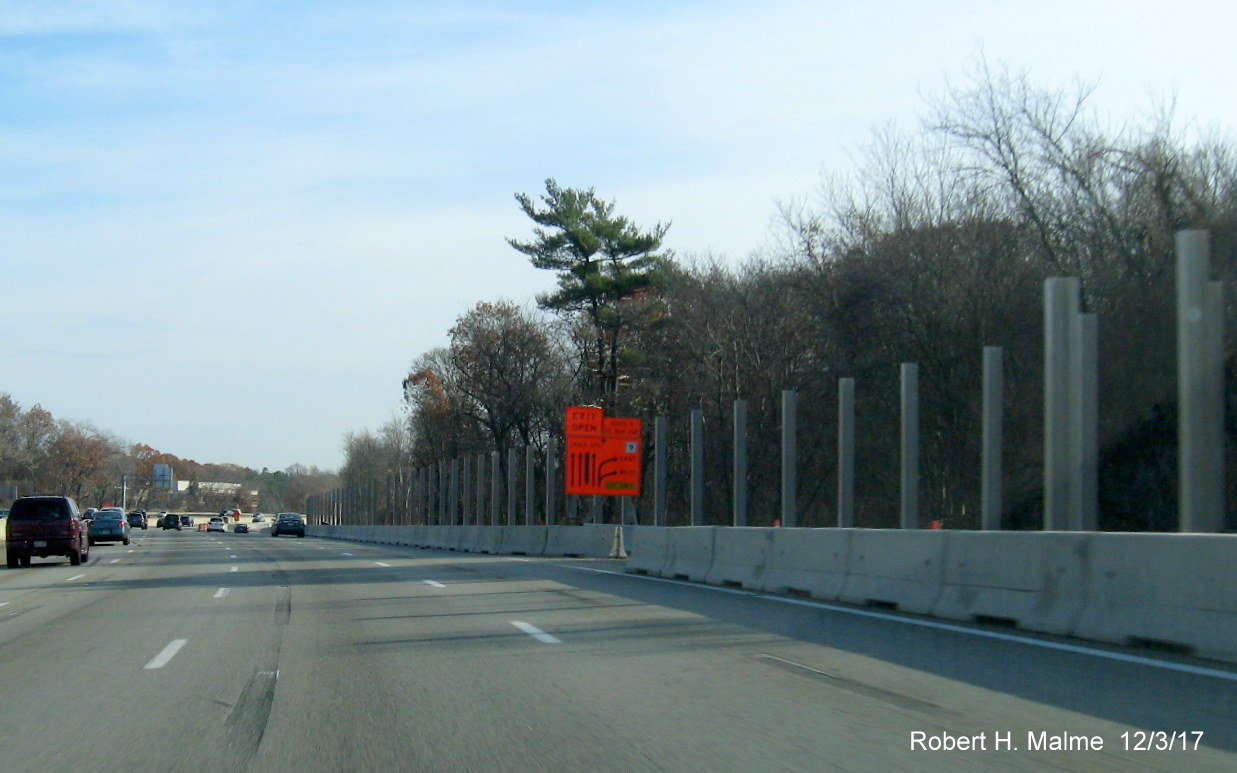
[508, 178, 671, 405]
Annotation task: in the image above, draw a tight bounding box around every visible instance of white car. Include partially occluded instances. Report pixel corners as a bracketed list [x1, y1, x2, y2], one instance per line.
[207, 517, 226, 532]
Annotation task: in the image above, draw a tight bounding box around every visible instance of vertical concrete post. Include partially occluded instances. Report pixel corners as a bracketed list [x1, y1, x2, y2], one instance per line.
[838, 378, 855, 528]
[691, 409, 705, 527]
[475, 454, 486, 527]
[1072, 314, 1099, 531]
[654, 416, 668, 527]
[545, 438, 557, 526]
[733, 399, 748, 527]
[981, 347, 1004, 530]
[490, 451, 500, 526]
[1177, 230, 1225, 532]
[1207, 280, 1226, 523]
[524, 445, 535, 526]
[436, 462, 445, 525]
[412, 469, 419, 525]
[900, 364, 919, 529]
[507, 447, 518, 526]
[462, 456, 471, 525]
[439, 462, 448, 525]
[781, 390, 797, 528]
[1044, 277, 1081, 530]
[421, 468, 428, 526]
[450, 458, 459, 525]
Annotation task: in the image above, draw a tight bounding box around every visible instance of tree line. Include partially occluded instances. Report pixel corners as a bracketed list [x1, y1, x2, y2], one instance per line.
[0, 392, 337, 513]
[340, 62, 1237, 531]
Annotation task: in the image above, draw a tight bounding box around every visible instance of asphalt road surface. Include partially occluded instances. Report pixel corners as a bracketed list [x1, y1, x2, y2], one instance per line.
[1, 529, 1235, 772]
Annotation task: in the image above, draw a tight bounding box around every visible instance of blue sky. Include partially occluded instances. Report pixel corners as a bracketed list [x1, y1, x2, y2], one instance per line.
[3, 0, 1235, 472]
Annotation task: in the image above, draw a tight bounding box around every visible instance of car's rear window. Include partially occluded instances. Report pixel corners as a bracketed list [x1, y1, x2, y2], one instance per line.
[94, 512, 124, 521]
[10, 499, 71, 521]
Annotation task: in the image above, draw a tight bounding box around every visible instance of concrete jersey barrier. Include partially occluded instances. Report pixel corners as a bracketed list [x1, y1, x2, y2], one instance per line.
[1074, 533, 1237, 662]
[932, 530, 1089, 634]
[758, 528, 851, 600]
[837, 529, 947, 614]
[703, 527, 776, 589]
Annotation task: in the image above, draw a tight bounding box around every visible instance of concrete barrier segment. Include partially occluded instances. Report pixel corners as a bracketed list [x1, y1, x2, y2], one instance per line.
[838, 528, 947, 614]
[543, 524, 618, 557]
[1075, 533, 1237, 662]
[758, 528, 850, 600]
[500, 526, 548, 556]
[703, 527, 775, 589]
[625, 527, 670, 576]
[660, 527, 718, 582]
[932, 531, 1089, 635]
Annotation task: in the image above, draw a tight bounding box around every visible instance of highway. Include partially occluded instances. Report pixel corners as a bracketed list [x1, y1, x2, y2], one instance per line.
[1, 529, 1235, 772]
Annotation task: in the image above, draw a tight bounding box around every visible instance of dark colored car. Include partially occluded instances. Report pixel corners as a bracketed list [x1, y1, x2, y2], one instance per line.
[127, 510, 148, 529]
[162, 514, 182, 530]
[271, 513, 305, 538]
[89, 509, 131, 546]
[5, 495, 91, 567]
[179, 515, 194, 528]
[234, 523, 250, 534]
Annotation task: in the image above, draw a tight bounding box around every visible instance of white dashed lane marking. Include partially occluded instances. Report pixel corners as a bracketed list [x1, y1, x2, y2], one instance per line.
[144, 639, 188, 670]
[511, 621, 561, 644]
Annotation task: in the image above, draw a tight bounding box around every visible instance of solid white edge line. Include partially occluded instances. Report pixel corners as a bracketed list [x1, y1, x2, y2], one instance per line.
[214, 588, 229, 598]
[557, 564, 1237, 684]
[512, 621, 562, 644]
[144, 639, 188, 670]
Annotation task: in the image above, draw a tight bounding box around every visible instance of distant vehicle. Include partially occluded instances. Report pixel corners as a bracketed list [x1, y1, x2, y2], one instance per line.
[234, 523, 250, 534]
[207, 517, 226, 533]
[271, 513, 305, 538]
[5, 495, 90, 567]
[82, 508, 98, 521]
[162, 514, 181, 531]
[127, 510, 148, 529]
[89, 509, 131, 546]
[179, 515, 193, 528]
[252, 514, 266, 523]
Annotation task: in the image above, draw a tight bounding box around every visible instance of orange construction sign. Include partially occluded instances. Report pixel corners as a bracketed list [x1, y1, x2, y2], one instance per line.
[565, 407, 643, 497]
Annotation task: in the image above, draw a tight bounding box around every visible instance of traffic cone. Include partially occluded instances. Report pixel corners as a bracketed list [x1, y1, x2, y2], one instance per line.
[609, 526, 628, 559]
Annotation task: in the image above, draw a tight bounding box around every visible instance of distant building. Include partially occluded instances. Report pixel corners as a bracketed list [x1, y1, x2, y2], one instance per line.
[177, 481, 242, 495]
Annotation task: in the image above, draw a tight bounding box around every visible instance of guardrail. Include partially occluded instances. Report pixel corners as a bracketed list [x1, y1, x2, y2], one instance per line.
[306, 523, 1237, 665]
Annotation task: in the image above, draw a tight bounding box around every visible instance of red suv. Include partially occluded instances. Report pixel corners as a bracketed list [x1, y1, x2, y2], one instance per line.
[5, 496, 91, 568]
